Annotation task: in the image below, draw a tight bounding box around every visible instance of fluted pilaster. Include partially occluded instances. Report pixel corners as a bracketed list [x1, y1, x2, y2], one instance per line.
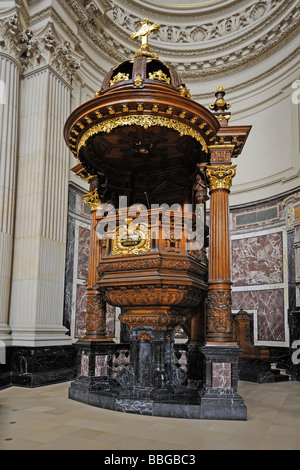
[0, 55, 20, 343]
[9, 67, 72, 346]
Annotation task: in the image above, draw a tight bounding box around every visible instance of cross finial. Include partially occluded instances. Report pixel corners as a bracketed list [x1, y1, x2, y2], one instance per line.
[131, 18, 160, 59]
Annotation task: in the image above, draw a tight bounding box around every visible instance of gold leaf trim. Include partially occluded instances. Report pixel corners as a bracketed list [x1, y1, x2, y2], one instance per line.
[110, 72, 129, 86]
[78, 115, 208, 153]
[148, 70, 170, 84]
[206, 164, 237, 191]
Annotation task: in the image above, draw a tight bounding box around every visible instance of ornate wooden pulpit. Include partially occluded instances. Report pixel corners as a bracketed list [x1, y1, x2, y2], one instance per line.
[64, 19, 251, 420]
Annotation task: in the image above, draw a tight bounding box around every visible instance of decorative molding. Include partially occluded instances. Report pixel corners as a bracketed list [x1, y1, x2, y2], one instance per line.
[0, 13, 22, 64]
[100, 0, 300, 79]
[0, 10, 82, 81]
[78, 114, 209, 153]
[206, 165, 237, 191]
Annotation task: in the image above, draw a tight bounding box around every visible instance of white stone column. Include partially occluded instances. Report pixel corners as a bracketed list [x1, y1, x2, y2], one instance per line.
[0, 11, 21, 345]
[0, 56, 20, 344]
[9, 65, 73, 346]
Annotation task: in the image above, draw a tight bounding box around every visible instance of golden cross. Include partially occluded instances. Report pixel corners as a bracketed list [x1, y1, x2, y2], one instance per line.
[131, 18, 160, 57]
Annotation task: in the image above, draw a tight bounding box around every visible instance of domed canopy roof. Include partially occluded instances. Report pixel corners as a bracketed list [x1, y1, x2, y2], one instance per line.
[98, 18, 190, 98]
[64, 18, 250, 206]
[100, 56, 188, 97]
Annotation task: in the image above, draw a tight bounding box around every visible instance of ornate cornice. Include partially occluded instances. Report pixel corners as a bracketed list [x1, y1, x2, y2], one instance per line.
[65, 0, 299, 81]
[102, 0, 300, 79]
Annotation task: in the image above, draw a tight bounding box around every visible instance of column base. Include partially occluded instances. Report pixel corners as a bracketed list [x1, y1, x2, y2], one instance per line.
[200, 344, 247, 421]
[11, 327, 72, 347]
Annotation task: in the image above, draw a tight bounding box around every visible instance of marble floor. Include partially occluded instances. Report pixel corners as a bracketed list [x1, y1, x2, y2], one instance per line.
[0, 380, 300, 450]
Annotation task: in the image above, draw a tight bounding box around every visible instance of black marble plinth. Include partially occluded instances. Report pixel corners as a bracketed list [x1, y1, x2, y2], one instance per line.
[0, 347, 12, 389]
[68, 339, 247, 420]
[200, 344, 247, 421]
[238, 357, 275, 383]
[68, 385, 203, 418]
[0, 345, 76, 388]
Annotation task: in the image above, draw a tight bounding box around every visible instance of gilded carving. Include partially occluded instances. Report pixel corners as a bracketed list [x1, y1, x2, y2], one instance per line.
[148, 70, 170, 84]
[78, 115, 208, 153]
[110, 72, 129, 86]
[178, 85, 191, 98]
[83, 188, 102, 211]
[206, 165, 237, 191]
[134, 74, 143, 86]
[111, 221, 151, 256]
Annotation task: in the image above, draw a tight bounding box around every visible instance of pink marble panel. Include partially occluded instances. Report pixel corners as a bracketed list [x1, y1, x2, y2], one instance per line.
[232, 232, 283, 286]
[212, 362, 231, 388]
[95, 355, 108, 377]
[81, 354, 89, 376]
[232, 289, 285, 342]
[75, 285, 87, 338]
[106, 303, 115, 338]
[77, 226, 90, 280]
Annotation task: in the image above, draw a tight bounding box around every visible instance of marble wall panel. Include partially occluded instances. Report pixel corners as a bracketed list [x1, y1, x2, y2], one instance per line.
[77, 226, 90, 281]
[75, 285, 87, 339]
[232, 289, 285, 342]
[232, 232, 283, 286]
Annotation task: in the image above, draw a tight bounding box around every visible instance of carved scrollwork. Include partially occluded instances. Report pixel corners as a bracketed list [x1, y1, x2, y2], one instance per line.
[86, 292, 106, 334]
[119, 307, 185, 330]
[206, 290, 233, 335]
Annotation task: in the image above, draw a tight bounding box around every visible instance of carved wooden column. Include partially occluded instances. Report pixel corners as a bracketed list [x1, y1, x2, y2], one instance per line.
[199, 86, 248, 420]
[206, 154, 237, 343]
[83, 177, 111, 341]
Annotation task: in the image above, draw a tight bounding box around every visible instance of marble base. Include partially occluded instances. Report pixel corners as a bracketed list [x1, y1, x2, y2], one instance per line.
[238, 357, 275, 383]
[200, 344, 247, 421]
[68, 384, 204, 418]
[68, 341, 246, 420]
[0, 345, 76, 388]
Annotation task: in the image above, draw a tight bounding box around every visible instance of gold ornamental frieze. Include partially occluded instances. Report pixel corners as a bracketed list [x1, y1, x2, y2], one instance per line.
[78, 115, 208, 153]
[206, 164, 237, 191]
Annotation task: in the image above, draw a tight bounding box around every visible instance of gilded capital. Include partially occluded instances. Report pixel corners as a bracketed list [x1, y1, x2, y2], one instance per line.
[206, 164, 237, 191]
[83, 188, 102, 212]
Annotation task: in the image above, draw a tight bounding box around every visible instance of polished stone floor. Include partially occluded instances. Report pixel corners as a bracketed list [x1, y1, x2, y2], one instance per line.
[0, 380, 300, 450]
